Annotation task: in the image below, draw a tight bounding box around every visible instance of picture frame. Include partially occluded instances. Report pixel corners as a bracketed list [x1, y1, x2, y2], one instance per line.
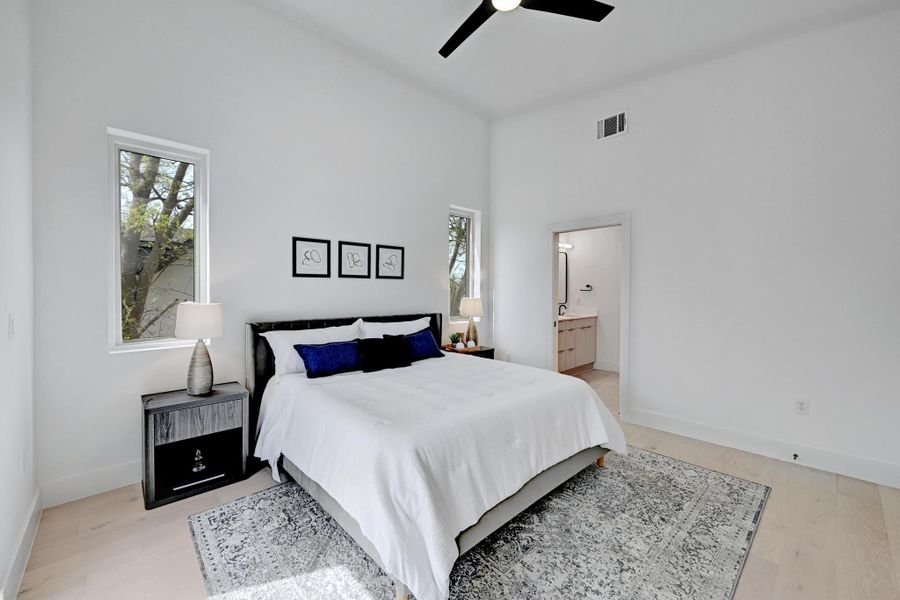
[338, 241, 371, 278]
[292, 237, 331, 278]
[375, 244, 404, 279]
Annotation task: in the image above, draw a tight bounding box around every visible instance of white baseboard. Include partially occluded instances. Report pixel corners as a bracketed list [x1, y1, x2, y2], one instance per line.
[41, 459, 141, 508]
[621, 408, 900, 489]
[593, 360, 619, 373]
[1, 489, 42, 600]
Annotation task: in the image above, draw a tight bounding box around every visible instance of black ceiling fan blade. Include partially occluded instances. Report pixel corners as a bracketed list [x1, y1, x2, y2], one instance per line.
[439, 1, 497, 58]
[520, 0, 614, 22]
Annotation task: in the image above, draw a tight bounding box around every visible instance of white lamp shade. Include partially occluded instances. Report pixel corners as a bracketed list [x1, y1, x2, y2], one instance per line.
[459, 297, 483, 318]
[175, 302, 224, 339]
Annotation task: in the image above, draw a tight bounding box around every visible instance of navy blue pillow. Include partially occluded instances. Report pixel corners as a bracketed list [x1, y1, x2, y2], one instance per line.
[294, 340, 362, 379]
[405, 328, 444, 362]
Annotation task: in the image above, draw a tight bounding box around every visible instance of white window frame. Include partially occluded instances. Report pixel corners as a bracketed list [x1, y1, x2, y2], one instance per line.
[449, 205, 482, 323]
[107, 128, 210, 353]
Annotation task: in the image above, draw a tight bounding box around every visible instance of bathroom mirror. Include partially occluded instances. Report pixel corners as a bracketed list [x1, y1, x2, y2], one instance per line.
[556, 251, 568, 304]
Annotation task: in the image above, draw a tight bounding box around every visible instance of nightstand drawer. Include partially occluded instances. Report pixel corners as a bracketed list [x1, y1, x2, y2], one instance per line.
[154, 428, 243, 498]
[153, 400, 242, 446]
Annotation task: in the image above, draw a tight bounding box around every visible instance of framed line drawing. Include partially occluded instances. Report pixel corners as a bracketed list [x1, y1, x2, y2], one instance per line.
[338, 241, 371, 278]
[292, 237, 331, 278]
[375, 244, 404, 280]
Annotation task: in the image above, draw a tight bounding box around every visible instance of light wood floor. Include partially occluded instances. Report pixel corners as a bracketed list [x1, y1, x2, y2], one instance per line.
[19, 370, 900, 599]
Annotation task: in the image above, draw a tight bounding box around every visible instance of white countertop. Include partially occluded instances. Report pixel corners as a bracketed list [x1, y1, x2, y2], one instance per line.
[556, 313, 598, 322]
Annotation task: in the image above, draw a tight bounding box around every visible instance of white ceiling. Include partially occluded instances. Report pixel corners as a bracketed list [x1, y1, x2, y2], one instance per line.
[253, 0, 897, 117]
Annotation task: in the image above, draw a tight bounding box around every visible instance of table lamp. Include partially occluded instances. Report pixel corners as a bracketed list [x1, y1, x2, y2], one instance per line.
[175, 302, 224, 396]
[459, 297, 483, 347]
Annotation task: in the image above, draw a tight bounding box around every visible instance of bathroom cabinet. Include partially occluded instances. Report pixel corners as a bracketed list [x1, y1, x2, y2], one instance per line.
[557, 316, 597, 374]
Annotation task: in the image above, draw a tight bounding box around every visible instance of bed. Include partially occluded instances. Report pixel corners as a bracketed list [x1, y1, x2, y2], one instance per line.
[246, 313, 626, 600]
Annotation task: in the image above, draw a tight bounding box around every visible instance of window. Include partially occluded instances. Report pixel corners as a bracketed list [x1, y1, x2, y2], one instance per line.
[108, 129, 208, 352]
[449, 206, 481, 319]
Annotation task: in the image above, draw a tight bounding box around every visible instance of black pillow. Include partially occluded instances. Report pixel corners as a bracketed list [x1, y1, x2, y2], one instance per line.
[358, 335, 412, 373]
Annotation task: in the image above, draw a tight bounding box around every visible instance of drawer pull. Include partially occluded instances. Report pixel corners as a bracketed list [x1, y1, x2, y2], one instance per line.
[172, 473, 225, 492]
[192, 449, 206, 473]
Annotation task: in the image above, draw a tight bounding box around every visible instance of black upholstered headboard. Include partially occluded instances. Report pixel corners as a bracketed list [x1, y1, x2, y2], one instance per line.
[244, 313, 442, 451]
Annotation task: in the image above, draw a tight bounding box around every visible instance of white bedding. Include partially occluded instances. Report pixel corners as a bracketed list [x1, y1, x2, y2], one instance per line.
[255, 352, 626, 600]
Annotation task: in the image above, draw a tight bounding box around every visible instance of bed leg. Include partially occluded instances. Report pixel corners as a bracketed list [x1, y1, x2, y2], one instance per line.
[394, 581, 410, 600]
[596, 454, 605, 468]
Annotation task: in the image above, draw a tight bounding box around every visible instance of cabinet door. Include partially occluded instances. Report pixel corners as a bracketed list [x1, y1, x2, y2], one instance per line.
[574, 326, 588, 366]
[586, 324, 597, 364]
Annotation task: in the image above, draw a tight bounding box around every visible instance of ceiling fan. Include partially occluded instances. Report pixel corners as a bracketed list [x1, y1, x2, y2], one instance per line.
[439, 0, 615, 58]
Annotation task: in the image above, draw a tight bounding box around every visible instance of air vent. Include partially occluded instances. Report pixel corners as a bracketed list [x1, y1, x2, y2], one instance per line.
[597, 112, 627, 140]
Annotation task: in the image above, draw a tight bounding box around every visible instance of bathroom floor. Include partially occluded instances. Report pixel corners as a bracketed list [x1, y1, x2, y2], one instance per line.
[576, 369, 619, 416]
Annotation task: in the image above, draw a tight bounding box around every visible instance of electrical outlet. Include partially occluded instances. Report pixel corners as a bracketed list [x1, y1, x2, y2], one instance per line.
[794, 399, 810, 416]
[7, 313, 14, 341]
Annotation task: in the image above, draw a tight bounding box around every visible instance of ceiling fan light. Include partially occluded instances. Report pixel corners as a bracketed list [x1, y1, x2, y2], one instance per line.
[492, 0, 521, 12]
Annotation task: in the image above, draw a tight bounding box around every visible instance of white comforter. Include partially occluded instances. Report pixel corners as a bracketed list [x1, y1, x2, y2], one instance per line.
[255, 352, 626, 600]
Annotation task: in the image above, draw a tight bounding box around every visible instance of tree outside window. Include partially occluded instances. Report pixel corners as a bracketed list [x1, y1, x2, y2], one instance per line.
[119, 150, 196, 342]
[449, 213, 471, 318]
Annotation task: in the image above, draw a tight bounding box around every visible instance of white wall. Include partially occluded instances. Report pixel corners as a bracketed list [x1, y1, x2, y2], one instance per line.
[0, 0, 38, 594]
[491, 10, 900, 487]
[32, 0, 490, 506]
[561, 227, 621, 372]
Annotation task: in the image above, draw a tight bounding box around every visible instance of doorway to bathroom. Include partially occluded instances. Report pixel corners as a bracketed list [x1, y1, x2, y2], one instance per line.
[550, 214, 630, 418]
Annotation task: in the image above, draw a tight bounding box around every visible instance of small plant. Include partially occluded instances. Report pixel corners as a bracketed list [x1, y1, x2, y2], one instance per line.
[449, 332, 462, 344]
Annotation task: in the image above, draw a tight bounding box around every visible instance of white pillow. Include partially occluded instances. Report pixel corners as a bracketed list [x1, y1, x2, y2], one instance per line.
[262, 319, 362, 375]
[360, 317, 432, 339]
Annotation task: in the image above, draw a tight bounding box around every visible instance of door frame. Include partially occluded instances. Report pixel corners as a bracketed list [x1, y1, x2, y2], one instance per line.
[548, 213, 631, 416]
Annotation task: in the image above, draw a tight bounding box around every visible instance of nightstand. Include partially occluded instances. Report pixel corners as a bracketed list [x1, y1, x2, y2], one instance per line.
[442, 345, 495, 359]
[142, 382, 249, 509]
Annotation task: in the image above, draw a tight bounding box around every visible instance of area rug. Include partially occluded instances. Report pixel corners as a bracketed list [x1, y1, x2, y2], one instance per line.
[189, 446, 769, 600]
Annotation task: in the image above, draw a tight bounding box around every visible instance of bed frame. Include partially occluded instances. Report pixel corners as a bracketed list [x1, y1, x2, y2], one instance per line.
[245, 313, 608, 600]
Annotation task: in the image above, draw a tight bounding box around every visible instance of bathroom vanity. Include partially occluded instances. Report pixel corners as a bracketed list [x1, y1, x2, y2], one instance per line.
[557, 315, 597, 374]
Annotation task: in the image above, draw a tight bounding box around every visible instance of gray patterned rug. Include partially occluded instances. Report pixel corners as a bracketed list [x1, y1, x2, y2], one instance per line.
[189, 447, 769, 600]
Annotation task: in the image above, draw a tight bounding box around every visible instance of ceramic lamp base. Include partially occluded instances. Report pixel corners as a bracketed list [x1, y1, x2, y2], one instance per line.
[465, 317, 479, 346]
[187, 339, 213, 396]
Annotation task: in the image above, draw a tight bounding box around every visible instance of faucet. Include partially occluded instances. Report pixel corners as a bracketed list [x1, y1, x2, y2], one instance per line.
[558, 304, 567, 316]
